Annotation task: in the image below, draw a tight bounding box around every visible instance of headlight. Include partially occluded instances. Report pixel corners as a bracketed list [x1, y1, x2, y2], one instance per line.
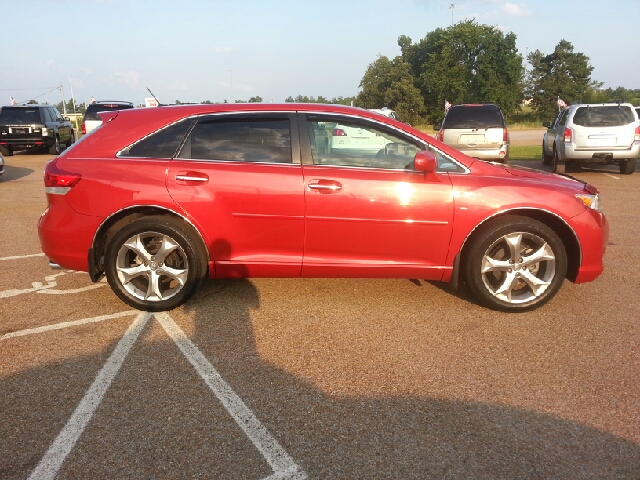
[576, 193, 601, 212]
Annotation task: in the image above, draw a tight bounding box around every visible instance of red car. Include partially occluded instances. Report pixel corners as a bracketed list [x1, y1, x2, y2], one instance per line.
[38, 104, 608, 312]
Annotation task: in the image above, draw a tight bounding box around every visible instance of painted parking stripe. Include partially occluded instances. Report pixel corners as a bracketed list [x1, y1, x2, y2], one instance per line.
[603, 173, 620, 179]
[28, 312, 153, 480]
[156, 312, 307, 480]
[1, 311, 138, 340]
[0, 253, 45, 261]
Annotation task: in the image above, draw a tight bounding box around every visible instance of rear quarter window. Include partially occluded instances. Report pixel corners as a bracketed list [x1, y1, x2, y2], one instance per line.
[572, 106, 635, 127]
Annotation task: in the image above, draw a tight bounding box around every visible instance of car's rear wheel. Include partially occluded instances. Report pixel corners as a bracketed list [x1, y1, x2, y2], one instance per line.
[0, 145, 13, 156]
[48, 136, 61, 155]
[542, 142, 552, 165]
[620, 159, 636, 175]
[105, 217, 207, 311]
[552, 146, 565, 174]
[463, 216, 567, 312]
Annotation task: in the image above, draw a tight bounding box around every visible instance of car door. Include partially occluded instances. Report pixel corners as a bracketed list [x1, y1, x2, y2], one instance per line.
[299, 113, 455, 280]
[166, 112, 305, 278]
[50, 107, 70, 143]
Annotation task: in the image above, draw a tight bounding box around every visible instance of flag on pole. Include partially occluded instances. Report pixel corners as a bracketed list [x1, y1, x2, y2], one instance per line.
[557, 96, 567, 109]
[90, 96, 96, 104]
[10, 96, 16, 106]
[445, 99, 451, 112]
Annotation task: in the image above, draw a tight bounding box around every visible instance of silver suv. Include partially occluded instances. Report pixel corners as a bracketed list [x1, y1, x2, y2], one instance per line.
[82, 101, 134, 135]
[542, 103, 640, 174]
[436, 104, 509, 163]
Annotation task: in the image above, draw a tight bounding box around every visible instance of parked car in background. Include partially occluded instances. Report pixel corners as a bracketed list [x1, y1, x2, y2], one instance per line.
[436, 104, 509, 163]
[369, 107, 402, 122]
[82, 101, 134, 135]
[39, 103, 608, 313]
[542, 103, 640, 174]
[0, 104, 74, 155]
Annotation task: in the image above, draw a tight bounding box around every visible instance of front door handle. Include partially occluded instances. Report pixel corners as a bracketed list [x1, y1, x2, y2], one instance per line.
[308, 180, 342, 193]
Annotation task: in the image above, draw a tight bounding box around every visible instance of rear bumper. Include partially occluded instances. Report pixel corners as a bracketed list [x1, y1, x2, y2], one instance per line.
[458, 144, 509, 161]
[0, 137, 53, 149]
[560, 142, 640, 162]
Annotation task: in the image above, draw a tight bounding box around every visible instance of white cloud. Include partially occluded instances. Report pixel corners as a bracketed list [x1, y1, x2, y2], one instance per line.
[106, 71, 142, 89]
[503, 2, 531, 16]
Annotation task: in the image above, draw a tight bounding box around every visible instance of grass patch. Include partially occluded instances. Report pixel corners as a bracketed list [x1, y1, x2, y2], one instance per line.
[509, 145, 542, 161]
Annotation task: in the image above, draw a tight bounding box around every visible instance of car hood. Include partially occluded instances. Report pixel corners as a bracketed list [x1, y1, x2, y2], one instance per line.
[473, 161, 595, 192]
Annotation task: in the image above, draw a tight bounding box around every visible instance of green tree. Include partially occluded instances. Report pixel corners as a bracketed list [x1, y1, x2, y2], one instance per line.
[248, 96, 263, 103]
[356, 55, 425, 125]
[530, 40, 593, 120]
[400, 20, 523, 124]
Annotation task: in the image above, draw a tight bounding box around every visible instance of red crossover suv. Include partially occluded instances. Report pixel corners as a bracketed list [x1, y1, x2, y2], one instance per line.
[38, 104, 608, 312]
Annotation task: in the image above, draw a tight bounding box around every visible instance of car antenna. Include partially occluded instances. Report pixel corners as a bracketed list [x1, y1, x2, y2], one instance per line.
[146, 87, 162, 106]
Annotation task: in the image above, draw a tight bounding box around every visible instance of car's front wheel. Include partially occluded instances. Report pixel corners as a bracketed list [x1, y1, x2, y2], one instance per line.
[552, 146, 565, 174]
[463, 216, 567, 312]
[542, 142, 552, 165]
[105, 217, 207, 311]
[67, 130, 76, 147]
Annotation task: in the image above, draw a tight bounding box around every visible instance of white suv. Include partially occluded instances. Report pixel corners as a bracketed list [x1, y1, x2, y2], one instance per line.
[542, 103, 640, 174]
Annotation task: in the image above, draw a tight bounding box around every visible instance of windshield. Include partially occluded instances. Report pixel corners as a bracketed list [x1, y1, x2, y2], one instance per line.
[0, 108, 42, 124]
[572, 106, 635, 127]
[443, 106, 505, 129]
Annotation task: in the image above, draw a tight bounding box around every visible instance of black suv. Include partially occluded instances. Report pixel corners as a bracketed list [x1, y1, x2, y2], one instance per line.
[0, 104, 74, 156]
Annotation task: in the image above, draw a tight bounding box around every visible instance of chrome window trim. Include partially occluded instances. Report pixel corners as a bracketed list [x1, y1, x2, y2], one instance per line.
[301, 110, 471, 174]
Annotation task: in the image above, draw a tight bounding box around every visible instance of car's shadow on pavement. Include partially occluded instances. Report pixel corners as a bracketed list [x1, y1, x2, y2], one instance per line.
[2, 281, 639, 479]
[0, 165, 35, 182]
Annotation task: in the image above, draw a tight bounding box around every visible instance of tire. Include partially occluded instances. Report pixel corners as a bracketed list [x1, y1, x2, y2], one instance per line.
[620, 159, 636, 175]
[463, 215, 567, 312]
[0, 145, 12, 156]
[104, 216, 207, 311]
[48, 136, 61, 155]
[552, 146, 565, 174]
[542, 142, 552, 165]
[66, 130, 76, 147]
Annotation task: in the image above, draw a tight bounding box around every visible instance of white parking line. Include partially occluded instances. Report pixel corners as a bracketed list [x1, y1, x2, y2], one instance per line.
[21, 311, 307, 480]
[1, 311, 138, 340]
[156, 312, 307, 480]
[603, 173, 620, 179]
[0, 271, 105, 299]
[28, 312, 153, 480]
[0, 253, 45, 261]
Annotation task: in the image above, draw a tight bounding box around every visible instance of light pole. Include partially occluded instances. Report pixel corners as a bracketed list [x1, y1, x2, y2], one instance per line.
[69, 74, 78, 130]
[449, 3, 456, 26]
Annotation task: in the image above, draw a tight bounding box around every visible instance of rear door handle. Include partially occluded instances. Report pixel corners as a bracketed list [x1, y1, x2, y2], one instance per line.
[175, 171, 209, 184]
[308, 180, 342, 193]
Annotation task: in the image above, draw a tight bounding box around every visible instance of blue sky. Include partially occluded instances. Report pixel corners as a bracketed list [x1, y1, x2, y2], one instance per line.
[2, 0, 639, 107]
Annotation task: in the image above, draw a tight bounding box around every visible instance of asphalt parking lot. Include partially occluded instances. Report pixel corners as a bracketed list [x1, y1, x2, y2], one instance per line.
[1, 150, 639, 479]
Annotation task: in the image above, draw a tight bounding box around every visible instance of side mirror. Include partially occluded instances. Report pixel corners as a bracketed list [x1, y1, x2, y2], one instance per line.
[414, 150, 437, 174]
[542, 121, 550, 128]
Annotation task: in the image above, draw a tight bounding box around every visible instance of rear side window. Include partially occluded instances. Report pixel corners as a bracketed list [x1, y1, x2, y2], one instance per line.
[0, 108, 42, 124]
[442, 106, 505, 129]
[572, 106, 636, 127]
[121, 118, 194, 158]
[185, 116, 292, 163]
[85, 103, 133, 121]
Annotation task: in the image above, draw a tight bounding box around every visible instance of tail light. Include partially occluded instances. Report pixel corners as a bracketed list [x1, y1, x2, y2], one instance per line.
[635, 125, 640, 142]
[564, 128, 573, 144]
[82, 121, 86, 135]
[332, 128, 347, 136]
[503, 128, 509, 143]
[437, 129, 444, 142]
[44, 158, 81, 195]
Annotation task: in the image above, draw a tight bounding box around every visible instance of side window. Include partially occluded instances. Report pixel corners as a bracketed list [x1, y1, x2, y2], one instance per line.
[185, 116, 292, 163]
[120, 118, 193, 158]
[307, 115, 420, 170]
[51, 108, 63, 121]
[42, 108, 53, 123]
[557, 110, 569, 126]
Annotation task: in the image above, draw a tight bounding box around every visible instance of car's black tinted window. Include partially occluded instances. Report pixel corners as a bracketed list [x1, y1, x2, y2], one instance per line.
[0, 108, 42, 124]
[572, 106, 635, 127]
[442, 106, 505, 129]
[188, 117, 292, 163]
[122, 118, 193, 158]
[85, 104, 133, 121]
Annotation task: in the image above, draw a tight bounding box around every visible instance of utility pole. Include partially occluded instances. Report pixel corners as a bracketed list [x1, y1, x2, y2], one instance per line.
[59, 82, 67, 115]
[449, 4, 456, 26]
